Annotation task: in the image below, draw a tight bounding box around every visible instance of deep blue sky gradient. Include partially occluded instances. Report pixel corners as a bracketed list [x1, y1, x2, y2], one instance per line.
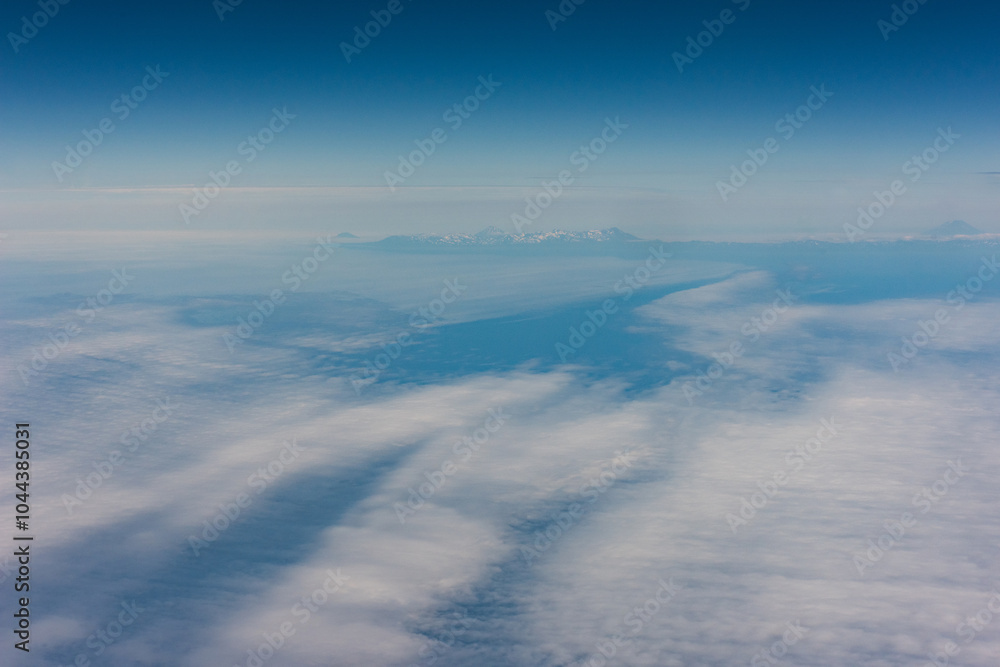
[1, 0, 997, 233]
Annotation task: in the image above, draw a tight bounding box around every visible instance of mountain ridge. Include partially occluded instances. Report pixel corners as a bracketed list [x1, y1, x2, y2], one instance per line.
[374, 227, 639, 248]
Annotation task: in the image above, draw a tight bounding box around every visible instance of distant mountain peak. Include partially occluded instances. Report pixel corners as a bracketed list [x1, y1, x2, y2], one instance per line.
[336, 232, 359, 238]
[475, 225, 507, 239]
[927, 220, 982, 238]
[371, 227, 641, 250]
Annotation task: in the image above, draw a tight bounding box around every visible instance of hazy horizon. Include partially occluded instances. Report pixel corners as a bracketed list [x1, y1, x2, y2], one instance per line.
[3, 0, 998, 237]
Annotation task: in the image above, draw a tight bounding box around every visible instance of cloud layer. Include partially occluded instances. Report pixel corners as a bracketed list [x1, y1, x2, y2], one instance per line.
[2, 238, 998, 666]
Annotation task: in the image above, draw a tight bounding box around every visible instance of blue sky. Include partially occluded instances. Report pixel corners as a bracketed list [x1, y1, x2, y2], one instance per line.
[2, 0, 998, 235]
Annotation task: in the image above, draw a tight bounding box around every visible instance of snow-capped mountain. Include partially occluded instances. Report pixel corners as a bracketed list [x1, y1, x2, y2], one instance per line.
[374, 227, 639, 248]
[474, 225, 508, 242]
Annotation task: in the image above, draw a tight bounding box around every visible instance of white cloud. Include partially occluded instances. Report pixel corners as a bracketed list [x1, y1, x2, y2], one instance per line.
[3, 243, 999, 666]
